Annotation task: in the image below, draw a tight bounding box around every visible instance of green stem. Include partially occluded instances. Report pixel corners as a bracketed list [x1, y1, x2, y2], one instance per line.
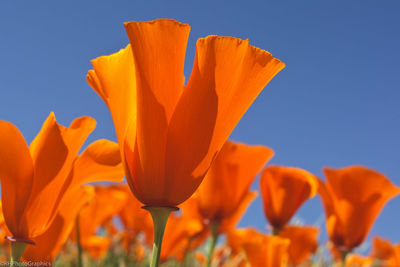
[10, 241, 27, 267]
[205, 222, 219, 267]
[272, 227, 281, 236]
[340, 250, 349, 267]
[181, 237, 194, 267]
[76, 214, 83, 267]
[143, 206, 178, 267]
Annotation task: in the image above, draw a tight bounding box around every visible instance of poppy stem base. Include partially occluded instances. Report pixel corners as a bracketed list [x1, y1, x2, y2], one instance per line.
[143, 205, 178, 267]
[205, 222, 219, 267]
[10, 241, 27, 266]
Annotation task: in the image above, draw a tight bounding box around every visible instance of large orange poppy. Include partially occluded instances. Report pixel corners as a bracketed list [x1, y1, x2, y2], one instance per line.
[0, 112, 123, 243]
[87, 18, 285, 207]
[319, 166, 400, 252]
[260, 166, 318, 231]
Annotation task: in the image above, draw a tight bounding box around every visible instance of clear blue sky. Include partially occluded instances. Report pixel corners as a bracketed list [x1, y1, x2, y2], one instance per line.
[1, 0, 400, 252]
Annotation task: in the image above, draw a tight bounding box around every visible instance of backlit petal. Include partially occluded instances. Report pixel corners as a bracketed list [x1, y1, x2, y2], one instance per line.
[0, 121, 34, 238]
[165, 36, 284, 205]
[70, 139, 124, 187]
[24, 113, 96, 237]
[123, 19, 190, 205]
[87, 45, 136, 152]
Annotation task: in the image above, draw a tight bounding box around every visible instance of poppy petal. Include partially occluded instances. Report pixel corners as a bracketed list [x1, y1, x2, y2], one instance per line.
[0, 121, 34, 237]
[70, 139, 124, 187]
[24, 113, 96, 237]
[165, 36, 285, 205]
[87, 45, 136, 152]
[123, 19, 191, 205]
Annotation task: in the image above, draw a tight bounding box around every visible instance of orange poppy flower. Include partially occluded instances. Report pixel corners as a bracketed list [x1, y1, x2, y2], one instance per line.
[22, 186, 95, 263]
[227, 228, 290, 267]
[195, 141, 274, 233]
[279, 225, 319, 266]
[370, 236, 400, 267]
[319, 166, 400, 253]
[260, 166, 318, 232]
[87, 18, 285, 207]
[0, 112, 123, 244]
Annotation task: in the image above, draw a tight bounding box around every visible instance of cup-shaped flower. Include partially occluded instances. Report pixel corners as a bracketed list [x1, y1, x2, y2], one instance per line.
[279, 225, 319, 266]
[318, 166, 400, 252]
[227, 228, 290, 267]
[0, 112, 123, 243]
[196, 141, 273, 232]
[87, 18, 285, 207]
[260, 166, 318, 231]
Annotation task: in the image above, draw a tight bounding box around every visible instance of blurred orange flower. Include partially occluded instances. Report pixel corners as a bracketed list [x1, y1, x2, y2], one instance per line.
[279, 225, 319, 266]
[117, 185, 154, 246]
[228, 228, 290, 267]
[370, 236, 400, 267]
[319, 166, 400, 253]
[0, 112, 123, 243]
[343, 254, 372, 267]
[87, 18, 285, 207]
[73, 185, 129, 259]
[196, 141, 274, 233]
[22, 186, 95, 263]
[260, 166, 318, 232]
[160, 212, 205, 261]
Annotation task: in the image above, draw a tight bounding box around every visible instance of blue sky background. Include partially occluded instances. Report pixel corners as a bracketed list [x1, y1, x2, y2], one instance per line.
[1, 0, 400, 253]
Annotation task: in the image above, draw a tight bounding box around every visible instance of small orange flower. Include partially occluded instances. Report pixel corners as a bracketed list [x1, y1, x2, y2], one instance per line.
[370, 236, 400, 267]
[279, 225, 319, 266]
[0, 112, 123, 243]
[260, 166, 318, 231]
[196, 141, 274, 232]
[22, 186, 95, 262]
[319, 166, 400, 252]
[87, 18, 285, 207]
[227, 228, 290, 267]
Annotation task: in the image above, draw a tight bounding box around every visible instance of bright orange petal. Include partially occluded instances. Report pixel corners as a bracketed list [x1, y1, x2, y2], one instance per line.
[24, 113, 96, 237]
[197, 141, 273, 222]
[165, 36, 285, 205]
[122, 19, 190, 205]
[70, 139, 124, 187]
[0, 121, 34, 238]
[260, 165, 318, 229]
[87, 45, 136, 153]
